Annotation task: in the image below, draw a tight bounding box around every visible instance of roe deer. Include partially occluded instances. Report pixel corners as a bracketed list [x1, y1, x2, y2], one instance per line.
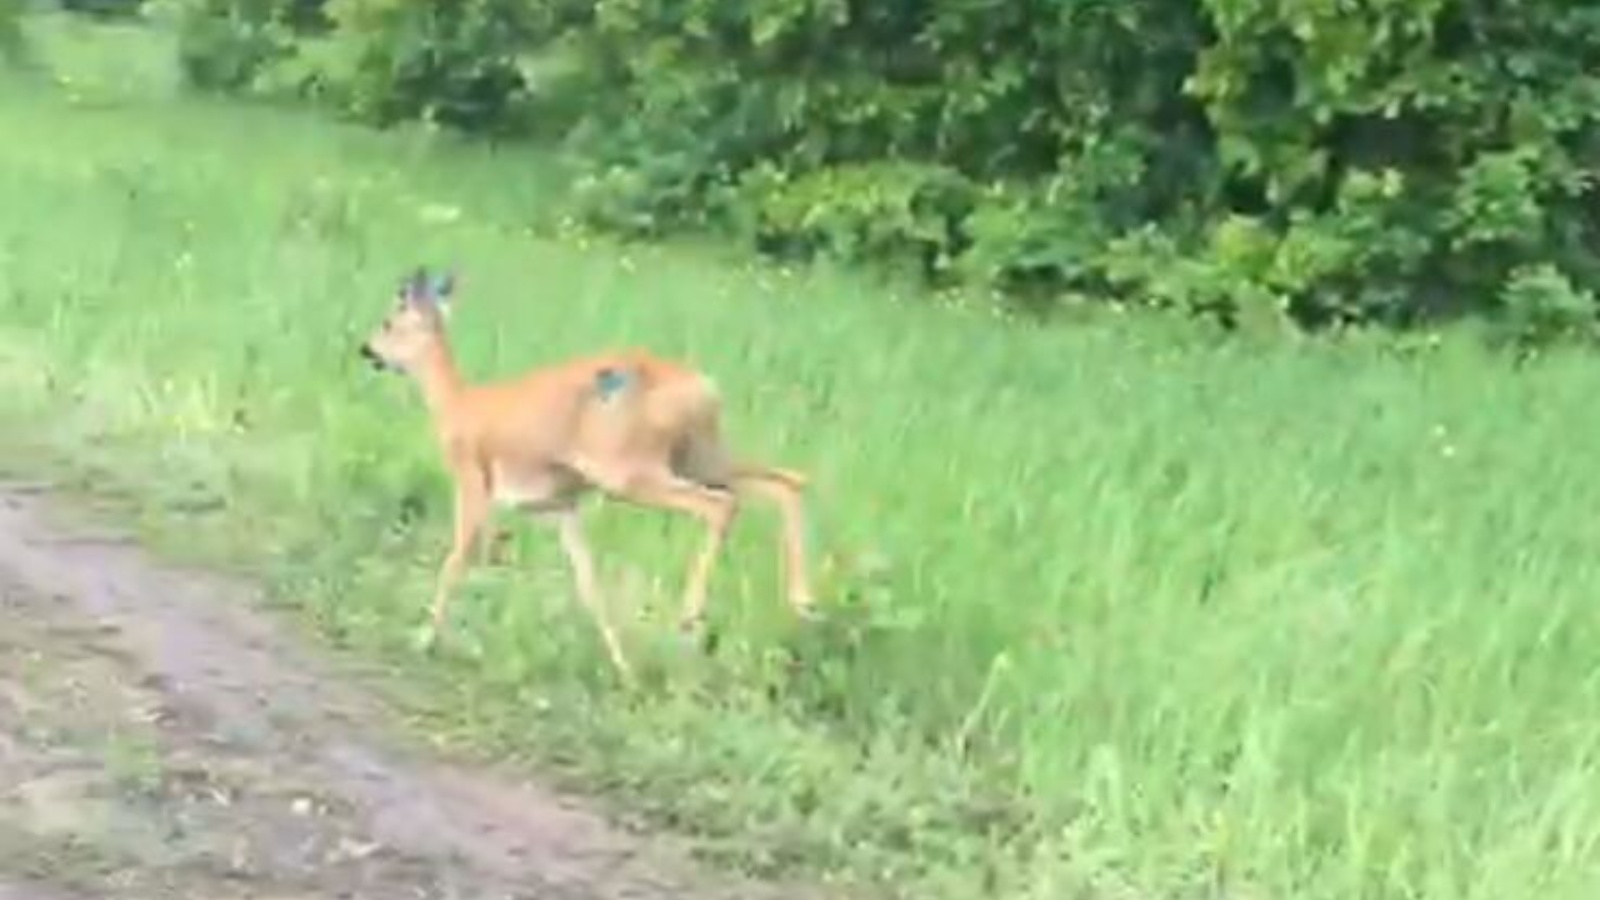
[357, 266, 818, 679]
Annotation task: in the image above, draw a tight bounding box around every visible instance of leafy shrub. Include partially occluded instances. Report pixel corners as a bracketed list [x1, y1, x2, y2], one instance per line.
[163, 0, 1600, 339]
[1175, 0, 1600, 330]
[154, 0, 300, 92]
[1499, 263, 1599, 347]
[58, 0, 144, 19]
[734, 161, 973, 279]
[0, 0, 26, 66]
[165, 0, 559, 134]
[284, 0, 534, 132]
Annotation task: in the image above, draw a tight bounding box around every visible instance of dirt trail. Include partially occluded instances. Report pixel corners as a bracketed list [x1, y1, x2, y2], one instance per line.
[0, 480, 826, 900]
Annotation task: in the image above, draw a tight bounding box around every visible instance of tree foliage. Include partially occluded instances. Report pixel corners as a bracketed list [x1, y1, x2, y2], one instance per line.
[164, 0, 1600, 334]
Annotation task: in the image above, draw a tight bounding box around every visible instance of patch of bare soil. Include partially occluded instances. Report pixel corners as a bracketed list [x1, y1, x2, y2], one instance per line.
[0, 481, 825, 900]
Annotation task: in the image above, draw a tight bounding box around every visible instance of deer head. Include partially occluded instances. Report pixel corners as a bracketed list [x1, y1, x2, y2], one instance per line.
[358, 266, 457, 374]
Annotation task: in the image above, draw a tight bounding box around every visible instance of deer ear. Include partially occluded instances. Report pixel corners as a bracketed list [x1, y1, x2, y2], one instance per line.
[432, 270, 456, 315]
[400, 267, 430, 305]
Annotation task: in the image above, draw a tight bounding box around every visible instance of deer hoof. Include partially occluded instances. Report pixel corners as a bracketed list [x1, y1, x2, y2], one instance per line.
[675, 616, 715, 654]
[410, 622, 441, 656]
[487, 532, 514, 565]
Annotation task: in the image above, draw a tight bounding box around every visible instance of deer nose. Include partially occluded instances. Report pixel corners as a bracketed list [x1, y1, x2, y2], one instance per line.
[357, 344, 384, 369]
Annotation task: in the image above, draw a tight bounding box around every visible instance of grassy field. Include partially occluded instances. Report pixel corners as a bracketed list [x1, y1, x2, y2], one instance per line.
[7, 13, 1600, 900]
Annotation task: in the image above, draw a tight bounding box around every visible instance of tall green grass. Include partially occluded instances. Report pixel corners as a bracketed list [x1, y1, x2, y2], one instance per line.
[6, 15, 1600, 900]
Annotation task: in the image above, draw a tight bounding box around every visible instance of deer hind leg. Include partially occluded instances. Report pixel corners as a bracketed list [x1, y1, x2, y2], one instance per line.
[579, 456, 739, 634]
[731, 464, 817, 619]
[673, 430, 817, 622]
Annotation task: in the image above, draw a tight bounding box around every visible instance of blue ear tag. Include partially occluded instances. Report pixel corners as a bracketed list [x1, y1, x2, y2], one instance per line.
[595, 367, 632, 401]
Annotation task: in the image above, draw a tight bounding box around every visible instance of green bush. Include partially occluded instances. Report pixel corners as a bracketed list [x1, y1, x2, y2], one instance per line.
[278, 0, 535, 132]
[0, 0, 26, 66]
[154, 0, 299, 91]
[58, 0, 144, 19]
[163, 0, 1600, 337]
[1500, 262, 1600, 348]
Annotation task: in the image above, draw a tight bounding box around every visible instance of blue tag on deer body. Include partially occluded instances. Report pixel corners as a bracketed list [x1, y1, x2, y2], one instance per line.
[595, 367, 632, 401]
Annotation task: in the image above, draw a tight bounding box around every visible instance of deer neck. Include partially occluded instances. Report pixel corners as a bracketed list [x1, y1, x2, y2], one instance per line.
[411, 338, 466, 421]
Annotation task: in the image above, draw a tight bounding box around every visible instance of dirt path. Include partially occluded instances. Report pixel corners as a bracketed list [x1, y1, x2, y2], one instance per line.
[0, 480, 825, 900]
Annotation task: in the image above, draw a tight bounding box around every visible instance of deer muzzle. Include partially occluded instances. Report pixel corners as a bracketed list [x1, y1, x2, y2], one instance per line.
[357, 343, 389, 372]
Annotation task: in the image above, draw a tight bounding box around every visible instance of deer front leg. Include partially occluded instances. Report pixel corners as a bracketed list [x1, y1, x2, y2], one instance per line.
[419, 466, 490, 651]
[552, 506, 633, 682]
